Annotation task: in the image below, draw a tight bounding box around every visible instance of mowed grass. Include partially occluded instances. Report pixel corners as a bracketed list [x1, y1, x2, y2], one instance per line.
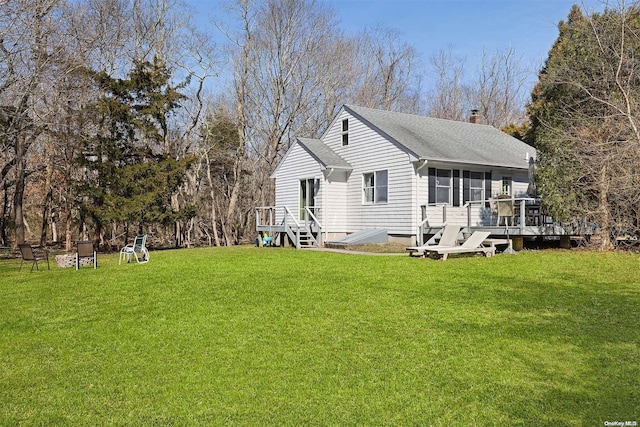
[1, 247, 638, 426]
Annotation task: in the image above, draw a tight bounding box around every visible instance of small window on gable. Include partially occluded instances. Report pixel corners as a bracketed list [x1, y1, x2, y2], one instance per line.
[341, 119, 349, 146]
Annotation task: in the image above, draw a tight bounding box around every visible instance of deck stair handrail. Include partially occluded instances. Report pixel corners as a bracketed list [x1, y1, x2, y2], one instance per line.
[418, 204, 448, 245]
[417, 217, 448, 246]
[302, 207, 322, 247]
[255, 206, 322, 249]
[281, 206, 301, 249]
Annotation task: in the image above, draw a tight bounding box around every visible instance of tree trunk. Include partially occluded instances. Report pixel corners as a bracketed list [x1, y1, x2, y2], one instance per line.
[12, 135, 27, 246]
[204, 151, 221, 247]
[0, 180, 9, 246]
[597, 164, 613, 250]
[40, 160, 54, 246]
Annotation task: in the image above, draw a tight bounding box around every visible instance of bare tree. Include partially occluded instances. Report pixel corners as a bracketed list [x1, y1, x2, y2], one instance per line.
[468, 46, 530, 128]
[0, 0, 73, 246]
[426, 46, 529, 128]
[352, 25, 423, 113]
[529, 1, 640, 249]
[425, 47, 467, 121]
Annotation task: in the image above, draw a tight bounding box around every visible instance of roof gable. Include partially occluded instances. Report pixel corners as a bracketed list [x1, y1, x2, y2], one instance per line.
[271, 137, 351, 178]
[297, 138, 352, 170]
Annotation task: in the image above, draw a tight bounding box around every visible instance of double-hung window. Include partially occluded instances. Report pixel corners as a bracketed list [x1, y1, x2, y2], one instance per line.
[502, 177, 512, 196]
[363, 170, 388, 204]
[468, 171, 484, 202]
[463, 170, 492, 206]
[428, 168, 452, 204]
[436, 169, 451, 204]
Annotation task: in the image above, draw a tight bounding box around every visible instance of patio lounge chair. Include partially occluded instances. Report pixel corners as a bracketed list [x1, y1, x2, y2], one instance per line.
[406, 224, 461, 257]
[18, 243, 50, 272]
[422, 231, 495, 260]
[76, 241, 97, 270]
[119, 234, 149, 265]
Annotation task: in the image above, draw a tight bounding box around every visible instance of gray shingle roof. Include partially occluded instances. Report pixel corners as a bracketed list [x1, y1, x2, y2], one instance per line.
[297, 137, 352, 170]
[345, 105, 535, 169]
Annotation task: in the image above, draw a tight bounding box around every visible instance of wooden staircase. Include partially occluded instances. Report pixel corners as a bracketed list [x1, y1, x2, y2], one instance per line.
[297, 229, 318, 249]
[256, 206, 322, 249]
[285, 226, 318, 249]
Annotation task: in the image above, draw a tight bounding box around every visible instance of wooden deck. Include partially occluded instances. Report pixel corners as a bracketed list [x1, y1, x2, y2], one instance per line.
[257, 199, 578, 250]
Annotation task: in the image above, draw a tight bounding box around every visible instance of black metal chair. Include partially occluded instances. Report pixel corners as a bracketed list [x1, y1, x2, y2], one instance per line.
[18, 244, 50, 272]
[75, 241, 97, 270]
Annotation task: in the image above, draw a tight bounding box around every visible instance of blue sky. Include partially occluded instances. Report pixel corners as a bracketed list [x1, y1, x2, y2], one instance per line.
[325, 0, 603, 78]
[188, 0, 604, 91]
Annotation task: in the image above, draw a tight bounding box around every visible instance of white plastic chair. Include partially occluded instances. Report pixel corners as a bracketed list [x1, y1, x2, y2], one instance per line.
[119, 234, 149, 264]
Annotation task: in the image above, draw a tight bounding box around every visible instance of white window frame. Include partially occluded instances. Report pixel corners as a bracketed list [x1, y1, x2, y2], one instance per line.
[469, 171, 484, 202]
[435, 169, 451, 204]
[363, 170, 388, 204]
[502, 177, 513, 196]
[341, 119, 349, 146]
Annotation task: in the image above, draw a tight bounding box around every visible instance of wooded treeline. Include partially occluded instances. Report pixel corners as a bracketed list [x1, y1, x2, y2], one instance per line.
[529, 2, 640, 249]
[1, 0, 637, 250]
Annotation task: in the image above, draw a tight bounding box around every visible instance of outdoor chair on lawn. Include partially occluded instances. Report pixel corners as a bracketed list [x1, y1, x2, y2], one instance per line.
[18, 243, 50, 272]
[405, 224, 462, 257]
[422, 231, 495, 261]
[76, 241, 97, 270]
[119, 234, 150, 265]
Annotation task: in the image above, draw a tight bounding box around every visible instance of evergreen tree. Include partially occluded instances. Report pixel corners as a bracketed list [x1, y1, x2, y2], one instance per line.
[77, 59, 194, 246]
[528, 4, 640, 248]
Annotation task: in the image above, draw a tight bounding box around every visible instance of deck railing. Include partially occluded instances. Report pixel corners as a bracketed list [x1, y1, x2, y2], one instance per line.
[465, 197, 547, 232]
[418, 197, 549, 243]
[255, 206, 322, 248]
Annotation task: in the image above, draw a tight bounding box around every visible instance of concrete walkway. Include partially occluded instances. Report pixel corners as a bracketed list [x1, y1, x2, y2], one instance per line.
[302, 247, 407, 256]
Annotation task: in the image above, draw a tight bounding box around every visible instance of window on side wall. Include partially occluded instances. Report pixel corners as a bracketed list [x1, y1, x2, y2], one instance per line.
[341, 119, 349, 146]
[436, 169, 451, 204]
[470, 172, 484, 201]
[363, 170, 388, 204]
[463, 170, 492, 206]
[502, 177, 512, 196]
[428, 168, 452, 204]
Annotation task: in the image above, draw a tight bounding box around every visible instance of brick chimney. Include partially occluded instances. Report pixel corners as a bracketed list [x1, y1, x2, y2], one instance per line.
[469, 109, 481, 124]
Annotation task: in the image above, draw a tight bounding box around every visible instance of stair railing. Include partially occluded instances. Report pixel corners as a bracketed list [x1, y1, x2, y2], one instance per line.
[282, 206, 303, 249]
[303, 207, 322, 247]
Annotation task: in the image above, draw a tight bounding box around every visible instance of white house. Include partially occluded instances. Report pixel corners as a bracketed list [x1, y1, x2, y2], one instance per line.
[261, 105, 536, 247]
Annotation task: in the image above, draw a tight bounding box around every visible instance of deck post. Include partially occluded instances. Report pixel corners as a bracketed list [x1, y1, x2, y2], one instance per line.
[467, 203, 472, 229]
[519, 199, 526, 233]
[513, 236, 524, 251]
[419, 205, 426, 246]
[442, 205, 447, 223]
[255, 208, 260, 229]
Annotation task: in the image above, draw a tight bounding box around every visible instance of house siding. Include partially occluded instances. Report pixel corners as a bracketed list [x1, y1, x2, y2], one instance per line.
[273, 143, 325, 224]
[323, 110, 417, 235]
[321, 171, 348, 233]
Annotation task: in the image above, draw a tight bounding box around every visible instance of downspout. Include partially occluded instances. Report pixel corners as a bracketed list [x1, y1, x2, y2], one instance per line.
[323, 167, 334, 246]
[415, 159, 428, 245]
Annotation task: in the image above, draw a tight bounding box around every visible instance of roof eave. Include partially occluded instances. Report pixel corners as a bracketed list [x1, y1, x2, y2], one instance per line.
[420, 157, 531, 170]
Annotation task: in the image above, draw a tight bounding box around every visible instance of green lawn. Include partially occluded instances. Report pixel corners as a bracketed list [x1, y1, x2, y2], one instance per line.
[1, 247, 638, 426]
